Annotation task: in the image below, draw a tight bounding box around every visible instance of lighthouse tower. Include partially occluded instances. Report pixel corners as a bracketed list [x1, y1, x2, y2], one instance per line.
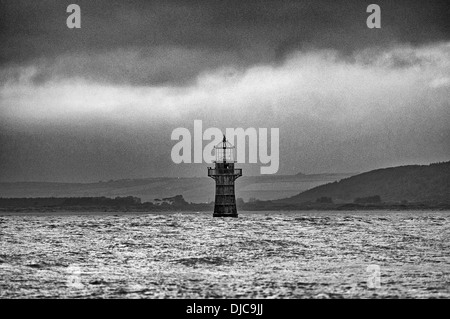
[208, 136, 242, 217]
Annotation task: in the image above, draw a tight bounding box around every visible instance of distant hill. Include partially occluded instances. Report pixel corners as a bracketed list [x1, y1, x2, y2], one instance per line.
[0, 173, 354, 203]
[276, 162, 450, 204]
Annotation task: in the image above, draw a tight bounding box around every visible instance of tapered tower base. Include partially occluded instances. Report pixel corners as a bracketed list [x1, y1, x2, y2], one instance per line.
[213, 209, 238, 218]
[213, 214, 238, 218]
[208, 163, 242, 218]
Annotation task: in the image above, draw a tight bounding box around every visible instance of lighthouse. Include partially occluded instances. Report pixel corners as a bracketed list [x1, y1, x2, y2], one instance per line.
[208, 136, 242, 217]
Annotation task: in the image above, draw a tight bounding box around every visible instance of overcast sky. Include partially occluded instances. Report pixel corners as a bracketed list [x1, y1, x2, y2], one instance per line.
[0, 0, 449, 182]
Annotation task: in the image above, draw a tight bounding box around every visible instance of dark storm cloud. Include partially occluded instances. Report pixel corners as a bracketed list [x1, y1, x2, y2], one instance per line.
[0, 0, 449, 86]
[1, 0, 450, 182]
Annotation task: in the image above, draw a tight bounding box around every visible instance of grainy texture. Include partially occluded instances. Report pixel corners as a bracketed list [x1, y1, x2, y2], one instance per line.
[0, 211, 449, 298]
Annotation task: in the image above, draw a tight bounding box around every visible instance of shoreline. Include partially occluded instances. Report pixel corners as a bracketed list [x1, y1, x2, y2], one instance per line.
[1, 209, 449, 217]
[1, 195, 449, 215]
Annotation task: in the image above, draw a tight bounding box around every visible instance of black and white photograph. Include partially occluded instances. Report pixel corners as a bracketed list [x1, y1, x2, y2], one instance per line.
[0, 0, 449, 304]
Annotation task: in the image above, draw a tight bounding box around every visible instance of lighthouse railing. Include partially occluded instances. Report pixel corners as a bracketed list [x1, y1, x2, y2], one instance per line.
[208, 168, 242, 177]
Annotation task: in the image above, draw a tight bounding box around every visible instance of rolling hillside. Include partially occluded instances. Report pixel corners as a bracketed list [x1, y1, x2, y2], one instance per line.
[0, 173, 353, 203]
[277, 162, 450, 204]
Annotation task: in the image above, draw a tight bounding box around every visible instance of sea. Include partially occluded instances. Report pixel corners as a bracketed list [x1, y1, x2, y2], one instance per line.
[0, 211, 449, 299]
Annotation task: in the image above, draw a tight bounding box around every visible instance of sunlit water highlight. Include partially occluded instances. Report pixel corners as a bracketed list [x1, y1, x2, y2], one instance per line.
[0, 211, 449, 298]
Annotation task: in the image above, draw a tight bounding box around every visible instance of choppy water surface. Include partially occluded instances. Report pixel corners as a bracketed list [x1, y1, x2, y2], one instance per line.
[0, 211, 449, 298]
